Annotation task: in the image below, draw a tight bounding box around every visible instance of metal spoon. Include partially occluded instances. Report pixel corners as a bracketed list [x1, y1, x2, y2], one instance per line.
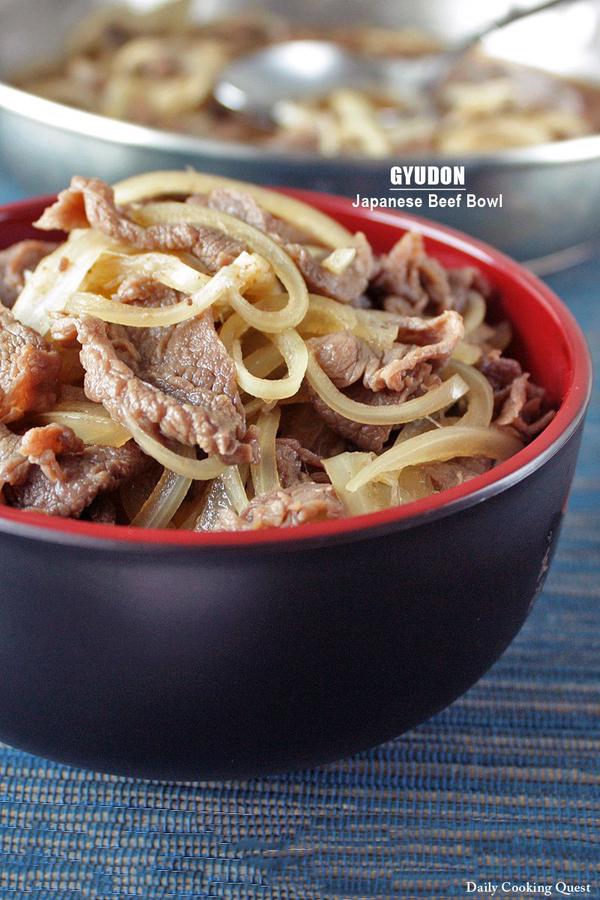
[214, 0, 570, 124]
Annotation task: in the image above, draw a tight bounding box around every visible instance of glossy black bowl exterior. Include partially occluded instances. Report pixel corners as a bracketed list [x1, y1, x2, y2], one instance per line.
[0, 421, 583, 780]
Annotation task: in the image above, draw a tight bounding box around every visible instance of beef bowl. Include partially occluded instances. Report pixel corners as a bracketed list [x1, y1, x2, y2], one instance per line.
[0, 188, 591, 780]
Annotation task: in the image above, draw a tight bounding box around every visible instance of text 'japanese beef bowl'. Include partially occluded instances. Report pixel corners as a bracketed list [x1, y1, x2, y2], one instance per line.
[0, 171, 591, 780]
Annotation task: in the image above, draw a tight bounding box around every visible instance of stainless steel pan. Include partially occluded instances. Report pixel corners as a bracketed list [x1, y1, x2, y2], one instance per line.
[1, 0, 599, 261]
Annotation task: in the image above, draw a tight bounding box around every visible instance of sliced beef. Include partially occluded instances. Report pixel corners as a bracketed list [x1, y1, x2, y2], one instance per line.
[372, 232, 489, 316]
[496, 373, 530, 425]
[114, 275, 180, 305]
[213, 481, 344, 531]
[468, 320, 512, 355]
[479, 350, 555, 438]
[0, 421, 145, 518]
[420, 456, 493, 492]
[275, 438, 302, 487]
[35, 176, 245, 273]
[0, 240, 58, 308]
[0, 424, 28, 486]
[6, 441, 145, 518]
[305, 311, 462, 452]
[190, 187, 311, 245]
[309, 310, 464, 393]
[306, 331, 398, 452]
[62, 313, 256, 465]
[495, 372, 555, 438]
[19, 423, 85, 481]
[85, 494, 119, 524]
[447, 266, 492, 314]
[279, 403, 347, 459]
[275, 437, 323, 488]
[0, 306, 61, 423]
[307, 384, 396, 453]
[285, 235, 372, 306]
[373, 232, 452, 315]
[363, 310, 464, 393]
[308, 330, 377, 389]
[478, 349, 522, 396]
[197, 186, 374, 306]
[35, 179, 91, 230]
[36, 176, 374, 306]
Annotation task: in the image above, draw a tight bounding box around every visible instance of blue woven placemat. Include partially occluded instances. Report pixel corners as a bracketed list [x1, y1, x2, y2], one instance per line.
[0, 177, 598, 898]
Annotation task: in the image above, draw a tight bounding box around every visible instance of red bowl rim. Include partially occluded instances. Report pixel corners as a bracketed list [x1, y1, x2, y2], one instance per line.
[0, 189, 592, 552]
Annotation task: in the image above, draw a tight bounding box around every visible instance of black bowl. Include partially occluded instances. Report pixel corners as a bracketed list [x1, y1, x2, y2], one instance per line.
[0, 191, 591, 779]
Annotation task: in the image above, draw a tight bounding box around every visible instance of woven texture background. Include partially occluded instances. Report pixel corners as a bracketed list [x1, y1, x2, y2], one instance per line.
[0, 176, 598, 897]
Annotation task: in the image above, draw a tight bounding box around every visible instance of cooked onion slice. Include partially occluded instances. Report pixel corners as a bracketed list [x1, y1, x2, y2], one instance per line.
[243, 398, 268, 418]
[462, 292, 487, 334]
[306, 353, 469, 425]
[65, 1, 190, 55]
[107, 41, 225, 117]
[220, 311, 308, 401]
[393, 418, 438, 446]
[452, 341, 481, 365]
[131, 466, 192, 529]
[299, 296, 398, 351]
[233, 330, 307, 401]
[82, 250, 211, 295]
[300, 294, 358, 335]
[323, 452, 391, 515]
[322, 247, 357, 274]
[242, 343, 285, 380]
[123, 414, 225, 480]
[448, 360, 494, 427]
[65, 251, 263, 327]
[251, 408, 281, 496]
[395, 467, 437, 502]
[34, 402, 131, 447]
[330, 89, 392, 156]
[354, 309, 401, 351]
[13, 230, 117, 335]
[132, 202, 309, 332]
[345, 426, 522, 493]
[183, 476, 231, 531]
[220, 466, 248, 514]
[113, 171, 354, 248]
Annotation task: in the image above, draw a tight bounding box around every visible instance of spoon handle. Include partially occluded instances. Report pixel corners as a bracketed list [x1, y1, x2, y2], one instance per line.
[455, 0, 573, 59]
